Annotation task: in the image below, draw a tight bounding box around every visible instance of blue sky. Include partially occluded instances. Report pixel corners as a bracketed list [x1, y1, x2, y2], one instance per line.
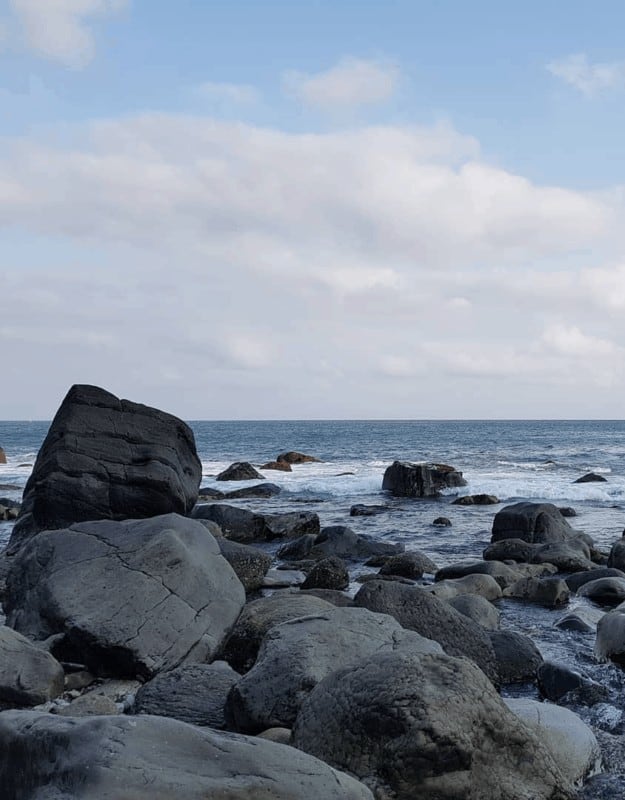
[2, 1, 625, 418]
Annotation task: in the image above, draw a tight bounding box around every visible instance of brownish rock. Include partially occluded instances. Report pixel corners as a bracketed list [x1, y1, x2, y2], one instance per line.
[261, 461, 292, 472]
[277, 451, 321, 464]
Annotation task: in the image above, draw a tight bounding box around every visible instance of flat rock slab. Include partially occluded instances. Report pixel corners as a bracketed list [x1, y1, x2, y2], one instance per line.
[9, 384, 202, 549]
[5, 514, 245, 679]
[0, 627, 64, 709]
[0, 710, 374, 800]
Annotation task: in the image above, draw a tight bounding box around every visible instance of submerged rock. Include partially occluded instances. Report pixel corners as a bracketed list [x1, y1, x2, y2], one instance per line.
[261, 460, 292, 472]
[575, 473, 607, 484]
[382, 460, 467, 498]
[224, 483, 281, 499]
[453, 494, 499, 505]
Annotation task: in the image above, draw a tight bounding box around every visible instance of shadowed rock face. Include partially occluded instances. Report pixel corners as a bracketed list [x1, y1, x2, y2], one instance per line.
[9, 385, 202, 551]
[382, 461, 467, 498]
[0, 711, 374, 800]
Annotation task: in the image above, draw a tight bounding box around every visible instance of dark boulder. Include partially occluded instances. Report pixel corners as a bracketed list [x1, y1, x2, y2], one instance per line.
[197, 486, 225, 499]
[607, 538, 625, 571]
[574, 473, 607, 483]
[349, 504, 388, 517]
[382, 460, 466, 498]
[483, 538, 537, 563]
[432, 516, 451, 526]
[192, 504, 319, 543]
[577, 577, 625, 606]
[491, 502, 576, 545]
[566, 568, 625, 593]
[537, 661, 608, 706]
[224, 482, 281, 499]
[9, 384, 202, 551]
[447, 594, 500, 630]
[301, 557, 349, 590]
[5, 514, 245, 680]
[216, 462, 265, 481]
[453, 494, 499, 505]
[379, 551, 438, 579]
[217, 539, 271, 593]
[559, 507, 577, 518]
[503, 577, 571, 607]
[489, 630, 543, 684]
[277, 451, 321, 464]
[278, 526, 403, 562]
[436, 560, 522, 589]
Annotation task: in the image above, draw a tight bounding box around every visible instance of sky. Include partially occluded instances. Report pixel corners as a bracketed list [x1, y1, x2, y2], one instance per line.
[2, 0, 625, 420]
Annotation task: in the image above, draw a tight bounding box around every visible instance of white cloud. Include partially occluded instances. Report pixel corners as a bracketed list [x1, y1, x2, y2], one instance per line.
[194, 81, 260, 106]
[541, 323, 622, 358]
[9, 0, 128, 67]
[283, 57, 399, 111]
[547, 53, 625, 96]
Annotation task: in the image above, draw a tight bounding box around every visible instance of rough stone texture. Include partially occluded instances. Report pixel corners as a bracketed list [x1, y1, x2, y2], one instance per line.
[216, 462, 265, 481]
[224, 483, 281, 499]
[57, 693, 119, 717]
[491, 502, 577, 545]
[301, 556, 349, 590]
[293, 650, 574, 800]
[299, 588, 354, 606]
[277, 451, 321, 464]
[379, 550, 438, 579]
[504, 698, 601, 786]
[503, 577, 571, 607]
[530, 539, 596, 572]
[452, 493, 499, 505]
[447, 594, 500, 630]
[425, 573, 502, 602]
[349, 504, 388, 517]
[222, 593, 336, 674]
[537, 662, 608, 706]
[133, 661, 239, 729]
[217, 538, 271, 593]
[192, 504, 320, 543]
[436, 560, 521, 589]
[574, 472, 607, 483]
[566, 568, 625, 593]
[483, 538, 538, 563]
[594, 611, 625, 666]
[0, 710, 373, 800]
[227, 607, 442, 733]
[580, 774, 625, 800]
[489, 630, 543, 684]
[382, 460, 467, 497]
[9, 385, 202, 550]
[354, 579, 499, 684]
[279, 525, 404, 563]
[5, 514, 245, 680]
[0, 626, 64, 709]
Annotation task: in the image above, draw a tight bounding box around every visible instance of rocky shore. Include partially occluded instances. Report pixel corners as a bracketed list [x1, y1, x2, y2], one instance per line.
[1, 385, 625, 798]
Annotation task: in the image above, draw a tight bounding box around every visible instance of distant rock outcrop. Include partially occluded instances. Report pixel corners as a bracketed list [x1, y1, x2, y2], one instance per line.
[216, 462, 265, 481]
[277, 451, 321, 464]
[382, 461, 467, 498]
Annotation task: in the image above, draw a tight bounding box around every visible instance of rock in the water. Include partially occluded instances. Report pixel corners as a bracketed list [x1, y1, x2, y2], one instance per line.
[382, 460, 467, 497]
[425, 573, 502, 602]
[559, 507, 577, 518]
[226, 606, 442, 733]
[217, 539, 271, 593]
[261, 460, 292, 471]
[197, 486, 225, 499]
[503, 576, 570, 607]
[489, 630, 543, 684]
[555, 606, 605, 634]
[0, 627, 64, 709]
[491, 502, 576, 545]
[277, 451, 321, 464]
[224, 483, 281, 499]
[0, 710, 373, 800]
[607, 538, 625, 572]
[223, 593, 336, 673]
[5, 514, 245, 680]
[436, 559, 522, 589]
[354, 579, 498, 683]
[293, 650, 574, 800]
[379, 550, 438, 579]
[531, 539, 596, 573]
[281, 525, 404, 562]
[301, 556, 349, 590]
[594, 611, 625, 666]
[504, 698, 600, 786]
[432, 516, 452, 526]
[9, 385, 202, 550]
[452, 494, 499, 505]
[216, 462, 265, 481]
[349, 504, 388, 516]
[192, 504, 320, 543]
[577, 577, 625, 606]
[133, 662, 239, 729]
[483, 537, 538, 563]
[537, 661, 608, 706]
[574, 473, 607, 484]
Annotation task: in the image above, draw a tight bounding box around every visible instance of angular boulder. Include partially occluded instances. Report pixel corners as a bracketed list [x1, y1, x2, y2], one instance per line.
[292, 650, 574, 800]
[5, 514, 245, 679]
[0, 627, 64, 709]
[0, 710, 374, 800]
[9, 385, 202, 551]
[382, 460, 467, 497]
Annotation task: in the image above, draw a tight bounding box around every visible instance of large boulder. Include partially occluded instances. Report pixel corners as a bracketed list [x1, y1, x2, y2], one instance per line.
[354, 579, 498, 683]
[278, 526, 403, 562]
[382, 460, 467, 497]
[216, 462, 265, 481]
[292, 650, 574, 800]
[0, 627, 64, 709]
[133, 661, 240, 729]
[0, 710, 373, 800]
[9, 385, 201, 551]
[379, 550, 438, 579]
[489, 630, 543, 684]
[5, 514, 245, 679]
[491, 502, 576, 545]
[577, 577, 625, 606]
[192, 504, 320, 543]
[226, 606, 442, 733]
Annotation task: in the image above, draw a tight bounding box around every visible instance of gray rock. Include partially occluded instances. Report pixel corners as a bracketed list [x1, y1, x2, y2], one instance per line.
[566, 568, 625, 593]
[57, 693, 119, 717]
[261, 512, 320, 540]
[257, 727, 292, 744]
[349, 504, 388, 516]
[227, 606, 442, 733]
[382, 460, 467, 497]
[5, 514, 245, 680]
[0, 627, 64, 709]
[531, 539, 596, 573]
[0, 446, 5, 464]
[489, 630, 543, 684]
[217, 538, 271, 593]
[577, 577, 625, 606]
[312, 525, 404, 560]
[537, 661, 608, 706]
[436, 559, 522, 588]
[260, 460, 292, 472]
[301, 556, 349, 590]
[223, 593, 336, 673]
[224, 482, 280, 498]
[504, 698, 601, 786]
[354, 579, 499, 683]
[197, 486, 225, 499]
[425, 573, 502, 602]
[453, 493, 499, 505]
[595, 611, 625, 666]
[216, 462, 265, 481]
[559, 507, 577, 517]
[580, 774, 625, 800]
[607, 538, 625, 571]
[555, 606, 605, 634]
[503, 577, 571, 607]
[0, 710, 373, 800]
[491, 502, 576, 545]
[192, 504, 319, 543]
[134, 662, 239, 729]
[483, 537, 538, 563]
[447, 594, 500, 629]
[262, 568, 305, 588]
[9, 384, 201, 551]
[298, 588, 354, 606]
[378, 550, 438, 578]
[293, 650, 574, 800]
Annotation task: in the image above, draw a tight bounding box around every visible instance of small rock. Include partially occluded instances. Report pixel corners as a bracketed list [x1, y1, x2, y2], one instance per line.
[64, 671, 95, 692]
[262, 569, 306, 588]
[559, 507, 577, 518]
[349, 504, 388, 517]
[198, 486, 226, 499]
[216, 462, 265, 481]
[301, 557, 349, 591]
[56, 693, 119, 717]
[260, 461, 292, 472]
[225, 483, 281, 499]
[452, 494, 499, 505]
[432, 516, 452, 527]
[379, 551, 438, 579]
[276, 451, 321, 464]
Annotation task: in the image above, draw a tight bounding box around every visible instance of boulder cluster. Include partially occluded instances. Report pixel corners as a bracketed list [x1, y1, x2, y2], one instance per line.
[0, 385, 623, 799]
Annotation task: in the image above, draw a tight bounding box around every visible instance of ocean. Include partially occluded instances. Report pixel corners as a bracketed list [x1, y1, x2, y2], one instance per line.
[2, 417, 625, 740]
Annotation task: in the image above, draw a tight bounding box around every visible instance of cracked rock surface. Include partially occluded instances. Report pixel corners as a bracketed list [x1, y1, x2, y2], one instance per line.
[5, 514, 245, 679]
[227, 606, 442, 733]
[0, 710, 374, 800]
[293, 650, 575, 800]
[9, 384, 202, 549]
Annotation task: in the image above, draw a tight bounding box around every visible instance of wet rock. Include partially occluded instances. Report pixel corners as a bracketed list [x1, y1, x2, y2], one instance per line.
[279, 526, 403, 562]
[491, 502, 577, 545]
[262, 568, 305, 588]
[5, 514, 245, 680]
[379, 550, 438, 579]
[9, 384, 202, 550]
[382, 460, 467, 498]
[452, 493, 499, 505]
[555, 606, 605, 634]
[0, 710, 373, 800]
[298, 588, 354, 606]
[197, 486, 225, 499]
[0, 627, 64, 709]
[483, 537, 538, 563]
[354, 579, 498, 684]
[436, 559, 522, 589]
[216, 462, 265, 481]
[447, 593, 500, 629]
[595, 611, 625, 666]
[224, 483, 281, 499]
[432, 516, 451, 526]
[503, 577, 571, 607]
[277, 451, 321, 464]
[425, 573, 502, 602]
[301, 557, 349, 591]
[293, 650, 573, 800]
[222, 593, 336, 673]
[217, 539, 271, 593]
[531, 539, 596, 572]
[537, 661, 608, 706]
[559, 507, 577, 518]
[349, 504, 388, 516]
[566, 568, 625, 593]
[607, 538, 625, 572]
[577, 577, 625, 606]
[192, 504, 320, 543]
[226, 607, 442, 733]
[489, 630, 543, 684]
[574, 473, 607, 484]
[133, 661, 239, 729]
[261, 460, 292, 471]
